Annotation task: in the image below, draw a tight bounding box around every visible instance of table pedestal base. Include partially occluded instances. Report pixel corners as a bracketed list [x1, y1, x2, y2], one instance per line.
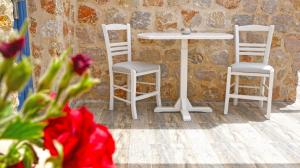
[154, 98, 212, 121]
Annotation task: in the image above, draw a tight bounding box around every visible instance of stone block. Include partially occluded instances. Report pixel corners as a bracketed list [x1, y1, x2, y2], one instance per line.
[216, 0, 241, 9]
[78, 5, 98, 24]
[261, 0, 278, 14]
[207, 12, 225, 28]
[130, 11, 151, 29]
[143, 0, 163, 6]
[284, 34, 300, 54]
[193, 0, 212, 8]
[232, 15, 254, 25]
[181, 10, 199, 26]
[155, 11, 177, 31]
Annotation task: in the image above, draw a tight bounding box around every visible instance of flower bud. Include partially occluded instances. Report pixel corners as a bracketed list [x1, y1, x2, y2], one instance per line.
[39, 48, 72, 92]
[22, 93, 51, 119]
[37, 58, 62, 92]
[71, 54, 92, 76]
[65, 73, 99, 100]
[46, 105, 65, 119]
[5, 58, 32, 92]
[0, 37, 25, 58]
[56, 63, 73, 98]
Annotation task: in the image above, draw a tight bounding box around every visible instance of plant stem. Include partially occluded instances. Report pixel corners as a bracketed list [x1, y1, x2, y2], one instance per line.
[3, 91, 10, 101]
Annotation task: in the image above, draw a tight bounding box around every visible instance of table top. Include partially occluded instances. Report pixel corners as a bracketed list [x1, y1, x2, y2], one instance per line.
[138, 32, 234, 40]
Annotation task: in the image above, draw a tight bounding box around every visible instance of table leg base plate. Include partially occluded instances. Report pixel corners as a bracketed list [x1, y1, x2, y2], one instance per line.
[154, 98, 213, 121]
[154, 106, 212, 113]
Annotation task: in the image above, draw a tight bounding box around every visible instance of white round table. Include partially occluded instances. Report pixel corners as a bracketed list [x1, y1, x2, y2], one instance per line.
[138, 32, 234, 121]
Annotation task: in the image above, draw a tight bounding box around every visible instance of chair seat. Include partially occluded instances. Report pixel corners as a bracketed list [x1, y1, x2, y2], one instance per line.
[112, 61, 160, 74]
[231, 62, 274, 74]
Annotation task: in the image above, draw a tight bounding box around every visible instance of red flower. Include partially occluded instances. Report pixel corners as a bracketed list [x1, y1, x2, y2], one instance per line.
[44, 104, 115, 168]
[0, 37, 25, 58]
[71, 54, 92, 75]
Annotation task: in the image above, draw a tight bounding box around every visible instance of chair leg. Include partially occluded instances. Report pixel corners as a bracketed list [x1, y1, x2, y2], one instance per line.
[126, 74, 131, 106]
[156, 70, 162, 107]
[259, 77, 266, 108]
[266, 71, 274, 119]
[233, 75, 239, 106]
[224, 67, 232, 115]
[130, 70, 138, 119]
[109, 78, 114, 111]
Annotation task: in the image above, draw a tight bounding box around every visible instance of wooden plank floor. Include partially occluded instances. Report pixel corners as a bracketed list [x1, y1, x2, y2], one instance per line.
[86, 101, 300, 168]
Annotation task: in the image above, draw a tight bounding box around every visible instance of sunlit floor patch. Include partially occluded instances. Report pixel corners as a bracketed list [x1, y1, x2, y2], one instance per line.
[111, 128, 300, 165]
[89, 102, 300, 167]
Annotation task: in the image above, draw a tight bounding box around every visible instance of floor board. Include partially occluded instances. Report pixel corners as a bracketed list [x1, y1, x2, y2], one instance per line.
[85, 101, 300, 168]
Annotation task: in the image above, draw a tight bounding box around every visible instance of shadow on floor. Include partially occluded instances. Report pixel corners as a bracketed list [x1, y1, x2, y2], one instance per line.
[80, 101, 298, 129]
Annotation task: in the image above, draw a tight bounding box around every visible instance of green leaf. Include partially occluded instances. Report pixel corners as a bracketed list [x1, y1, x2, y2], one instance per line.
[5, 142, 21, 166]
[0, 103, 17, 133]
[21, 143, 38, 168]
[0, 118, 46, 141]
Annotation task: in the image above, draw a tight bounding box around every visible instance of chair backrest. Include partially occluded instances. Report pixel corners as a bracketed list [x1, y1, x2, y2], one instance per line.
[102, 24, 132, 72]
[235, 25, 274, 64]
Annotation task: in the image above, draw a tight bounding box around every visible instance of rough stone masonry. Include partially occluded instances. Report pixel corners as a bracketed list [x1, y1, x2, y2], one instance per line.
[24, 0, 300, 102]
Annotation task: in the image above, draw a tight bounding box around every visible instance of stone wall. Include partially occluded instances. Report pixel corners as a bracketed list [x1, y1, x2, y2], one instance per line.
[28, 0, 300, 102]
[0, 0, 13, 31]
[27, 0, 77, 87]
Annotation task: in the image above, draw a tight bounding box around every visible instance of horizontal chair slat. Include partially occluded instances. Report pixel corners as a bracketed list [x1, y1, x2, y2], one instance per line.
[110, 46, 128, 52]
[239, 26, 270, 32]
[231, 72, 270, 77]
[137, 70, 159, 76]
[239, 47, 266, 52]
[111, 50, 128, 56]
[105, 24, 127, 30]
[238, 25, 271, 31]
[229, 94, 268, 101]
[137, 81, 156, 86]
[239, 52, 265, 56]
[239, 43, 266, 47]
[110, 42, 128, 47]
[239, 85, 260, 89]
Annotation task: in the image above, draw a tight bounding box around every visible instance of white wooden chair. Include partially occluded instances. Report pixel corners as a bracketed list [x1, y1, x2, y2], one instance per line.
[224, 25, 275, 119]
[102, 23, 161, 119]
